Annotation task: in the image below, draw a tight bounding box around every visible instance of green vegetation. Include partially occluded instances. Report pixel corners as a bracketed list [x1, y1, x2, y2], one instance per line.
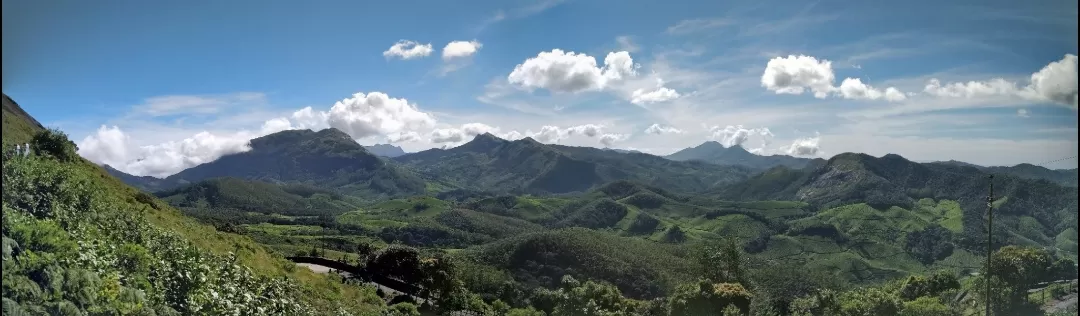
[2, 129, 387, 315]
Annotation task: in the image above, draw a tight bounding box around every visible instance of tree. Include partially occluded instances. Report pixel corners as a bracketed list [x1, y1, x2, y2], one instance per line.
[667, 279, 752, 316]
[897, 271, 960, 301]
[696, 239, 747, 285]
[366, 245, 424, 286]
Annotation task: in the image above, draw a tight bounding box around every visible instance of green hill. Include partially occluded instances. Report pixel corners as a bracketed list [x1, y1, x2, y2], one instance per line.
[719, 152, 1079, 259]
[1, 96, 387, 315]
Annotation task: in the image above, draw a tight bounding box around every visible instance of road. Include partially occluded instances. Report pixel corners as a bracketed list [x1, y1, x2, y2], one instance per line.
[297, 262, 429, 306]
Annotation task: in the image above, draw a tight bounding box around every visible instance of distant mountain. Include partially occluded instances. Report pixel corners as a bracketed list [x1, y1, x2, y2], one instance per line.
[932, 160, 1077, 187]
[102, 164, 182, 192]
[112, 128, 426, 198]
[394, 133, 754, 195]
[364, 143, 407, 157]
[666, 141, 812, 169]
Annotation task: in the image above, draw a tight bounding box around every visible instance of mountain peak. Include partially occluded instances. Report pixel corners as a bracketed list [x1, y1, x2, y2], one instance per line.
[457, 132, 508, 152]
[364, 143, 407, 157]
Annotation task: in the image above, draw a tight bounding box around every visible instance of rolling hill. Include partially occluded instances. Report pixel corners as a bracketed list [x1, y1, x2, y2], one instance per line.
[718, 152, 1079, 258]
[666, 140, 814, 169]
[394, 133, 756, 195]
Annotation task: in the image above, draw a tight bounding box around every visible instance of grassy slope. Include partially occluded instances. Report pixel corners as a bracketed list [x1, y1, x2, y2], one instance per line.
[1, 97, 385, 314]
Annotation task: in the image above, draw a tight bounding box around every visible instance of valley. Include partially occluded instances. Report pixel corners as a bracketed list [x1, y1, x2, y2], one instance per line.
[4, 94, 1077, 315]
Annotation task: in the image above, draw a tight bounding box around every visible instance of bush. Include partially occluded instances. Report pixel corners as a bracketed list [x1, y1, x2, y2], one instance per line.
[899, 296, 952, 316]
[30, 128, 79, 162]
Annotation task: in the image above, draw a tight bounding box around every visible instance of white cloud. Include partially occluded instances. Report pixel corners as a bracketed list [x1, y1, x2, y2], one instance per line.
[1017, 108, 1030, 118]
[78, 125, 263, 178]
[761, 55, 906, 101]
[838, 78, 907, 102]
[77, 125, 130, 168]
[782, 135, 822, 157]
[1027, 54, 1077, 108]
[631, 78, 682, 105]
[325, 92, 437, 140]
[522, 124, 615, 145]
[442, 40, 483, 60]
[761, 55, 838, 98]
[922, 78, 1021, 99]
[599, 133, 627, 147]
[644, 123, 683, 135]
[507, 49, 638, 94]
[922, 54, 1078, 109]
[133, 92, 266, 117]
[708, 125, 774, 149]
[383, 40, 434, 60]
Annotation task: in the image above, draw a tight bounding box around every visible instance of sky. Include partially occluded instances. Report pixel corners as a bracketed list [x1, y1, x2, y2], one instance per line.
[3, 0, 1078, 178]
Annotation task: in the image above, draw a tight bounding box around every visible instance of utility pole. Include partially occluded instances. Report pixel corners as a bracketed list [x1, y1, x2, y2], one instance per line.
[986, 174, 994, 316]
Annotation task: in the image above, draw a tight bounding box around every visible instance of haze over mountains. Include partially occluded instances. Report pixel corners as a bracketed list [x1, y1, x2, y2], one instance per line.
[106, 127, 1078, 195]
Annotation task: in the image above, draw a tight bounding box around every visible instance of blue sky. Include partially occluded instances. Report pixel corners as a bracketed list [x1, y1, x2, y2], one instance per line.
[3, 0, 1077, 177]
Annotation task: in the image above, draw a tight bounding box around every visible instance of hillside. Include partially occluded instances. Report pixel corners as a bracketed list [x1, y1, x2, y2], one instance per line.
[719, 152, 1079, 259]
[1, 97, 388, 315]
[666, 141, 812, 169]
[394, 133, 755, 195]
[1, 93, 45, 145]
[115, 128, 427, 198]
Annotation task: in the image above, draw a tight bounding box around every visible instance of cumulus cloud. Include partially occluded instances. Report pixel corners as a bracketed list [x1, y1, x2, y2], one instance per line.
[924, 54, 1078, 109]
[325, 92, 437, 140]
[922, 78, 1021, 99]
[78, 125, 263, 178]
[1017, 108, 1030, 118]
[781, 134, 822, 157]
[630, 78, 681, 105]
[1028, 54, 1077, 107]
[761, 55, 837, 98]
[442, 40, 483, 60]
[507, 49, 638, 94]
[522, 124, 616, 145]
[644, 123, 683, 135]
[599, 133, 628, 147]
[77, 125, 130, 168]
[838, 78, 907, 102]
[708, 125, 774, 149]
[383, 40, 434, 60]
[761, 54, 905, 101]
